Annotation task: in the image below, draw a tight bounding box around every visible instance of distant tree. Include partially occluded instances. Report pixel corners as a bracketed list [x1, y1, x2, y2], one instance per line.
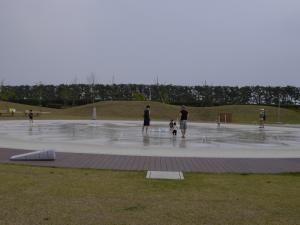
[251, 86, 264, 104]
[57, 84, 72, 107]
[284, 86, 299, 105]
[1, 83, 300, 108]
[132, 92, 147, 101]
[32, 82, 44, 106]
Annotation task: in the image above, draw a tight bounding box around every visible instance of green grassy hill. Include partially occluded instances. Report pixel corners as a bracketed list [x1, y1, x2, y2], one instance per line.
[0, 100, 58, 119]
[1, 100, 300, 124]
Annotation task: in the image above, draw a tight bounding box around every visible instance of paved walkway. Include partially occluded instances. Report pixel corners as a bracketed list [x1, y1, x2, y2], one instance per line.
[1, 148, 300, 173]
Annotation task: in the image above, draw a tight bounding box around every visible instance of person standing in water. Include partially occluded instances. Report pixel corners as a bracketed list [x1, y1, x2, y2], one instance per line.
[259, 109, 266, 128]
[142, 105, 150, 134]
[179, 105, 188, 138]
[28, 109, 33, 124]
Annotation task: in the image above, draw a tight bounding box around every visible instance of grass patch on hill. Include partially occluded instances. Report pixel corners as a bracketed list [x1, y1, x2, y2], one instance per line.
[0, 164, 299, 225]
[54, 101, 300, 124]
[1, 100, 300, 123]
[0, 100, 58, 119]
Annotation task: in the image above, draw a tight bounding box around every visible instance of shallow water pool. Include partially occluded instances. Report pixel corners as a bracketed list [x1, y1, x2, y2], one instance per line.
[0, 120, 299, 158]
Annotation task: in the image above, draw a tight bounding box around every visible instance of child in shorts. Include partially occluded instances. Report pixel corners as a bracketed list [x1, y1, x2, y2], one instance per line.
[172, 122, 178, 136]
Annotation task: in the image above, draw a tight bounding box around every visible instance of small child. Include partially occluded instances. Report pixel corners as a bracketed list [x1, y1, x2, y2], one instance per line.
[172, 122, 178, 136]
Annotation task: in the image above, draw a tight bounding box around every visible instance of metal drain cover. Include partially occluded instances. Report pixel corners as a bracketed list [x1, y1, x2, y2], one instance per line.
[146, 171, 184, 180]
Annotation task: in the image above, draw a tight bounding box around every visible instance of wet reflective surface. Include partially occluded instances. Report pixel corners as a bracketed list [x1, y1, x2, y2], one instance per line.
[0, 120, 300, 158]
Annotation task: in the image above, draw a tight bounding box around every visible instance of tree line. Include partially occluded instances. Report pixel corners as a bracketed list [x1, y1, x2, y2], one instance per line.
[0, 83, 299, 108]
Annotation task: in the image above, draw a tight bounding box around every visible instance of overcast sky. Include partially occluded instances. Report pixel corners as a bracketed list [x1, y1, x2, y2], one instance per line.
[0, 0, 300, 86]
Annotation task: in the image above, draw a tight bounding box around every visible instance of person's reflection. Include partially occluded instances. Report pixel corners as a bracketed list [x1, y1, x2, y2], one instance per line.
[179, 138, 187, 148]
[172, 136, 177, 147]
[91, 125, 97, 138]
[28, 126, 33, 136]
[72, 126, 76, 138]
[258, 129, 267, 142]
[143, 135, 150, 146]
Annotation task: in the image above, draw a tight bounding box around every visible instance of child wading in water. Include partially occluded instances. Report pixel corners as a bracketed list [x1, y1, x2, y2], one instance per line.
[172, 122, 178, 136]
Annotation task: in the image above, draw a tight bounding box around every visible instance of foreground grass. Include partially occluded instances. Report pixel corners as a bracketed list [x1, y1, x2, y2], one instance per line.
[0, 164, 299, 225]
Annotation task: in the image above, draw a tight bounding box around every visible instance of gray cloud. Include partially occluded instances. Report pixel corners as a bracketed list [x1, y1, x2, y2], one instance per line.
[0, 0, 300, 85]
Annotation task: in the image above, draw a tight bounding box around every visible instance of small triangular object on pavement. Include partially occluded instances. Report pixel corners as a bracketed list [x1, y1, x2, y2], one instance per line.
[10, 150, 56, 161]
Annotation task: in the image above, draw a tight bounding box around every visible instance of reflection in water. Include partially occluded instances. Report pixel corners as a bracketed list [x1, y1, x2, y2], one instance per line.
[1, 121, 300, 153]
[258, 129, 266, 142]
[72, 125, 76, 138]
[172, 136, 177, 147]
[143, 135, 150, 146]
[179, 138, 186, 148]
[28, 126, 33, 136]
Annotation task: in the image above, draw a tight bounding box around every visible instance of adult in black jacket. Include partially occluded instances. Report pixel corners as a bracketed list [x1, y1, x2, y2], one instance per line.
[179, 105, 188, 138]
[142, 105, 150, 134]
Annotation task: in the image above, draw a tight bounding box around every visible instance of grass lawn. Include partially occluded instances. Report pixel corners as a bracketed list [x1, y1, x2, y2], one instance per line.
[1, 100, 300, 123]
[0, 164, 299, 225]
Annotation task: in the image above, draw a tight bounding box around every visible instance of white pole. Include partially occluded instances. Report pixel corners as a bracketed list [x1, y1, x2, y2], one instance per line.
[92, 106, 97, 120]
